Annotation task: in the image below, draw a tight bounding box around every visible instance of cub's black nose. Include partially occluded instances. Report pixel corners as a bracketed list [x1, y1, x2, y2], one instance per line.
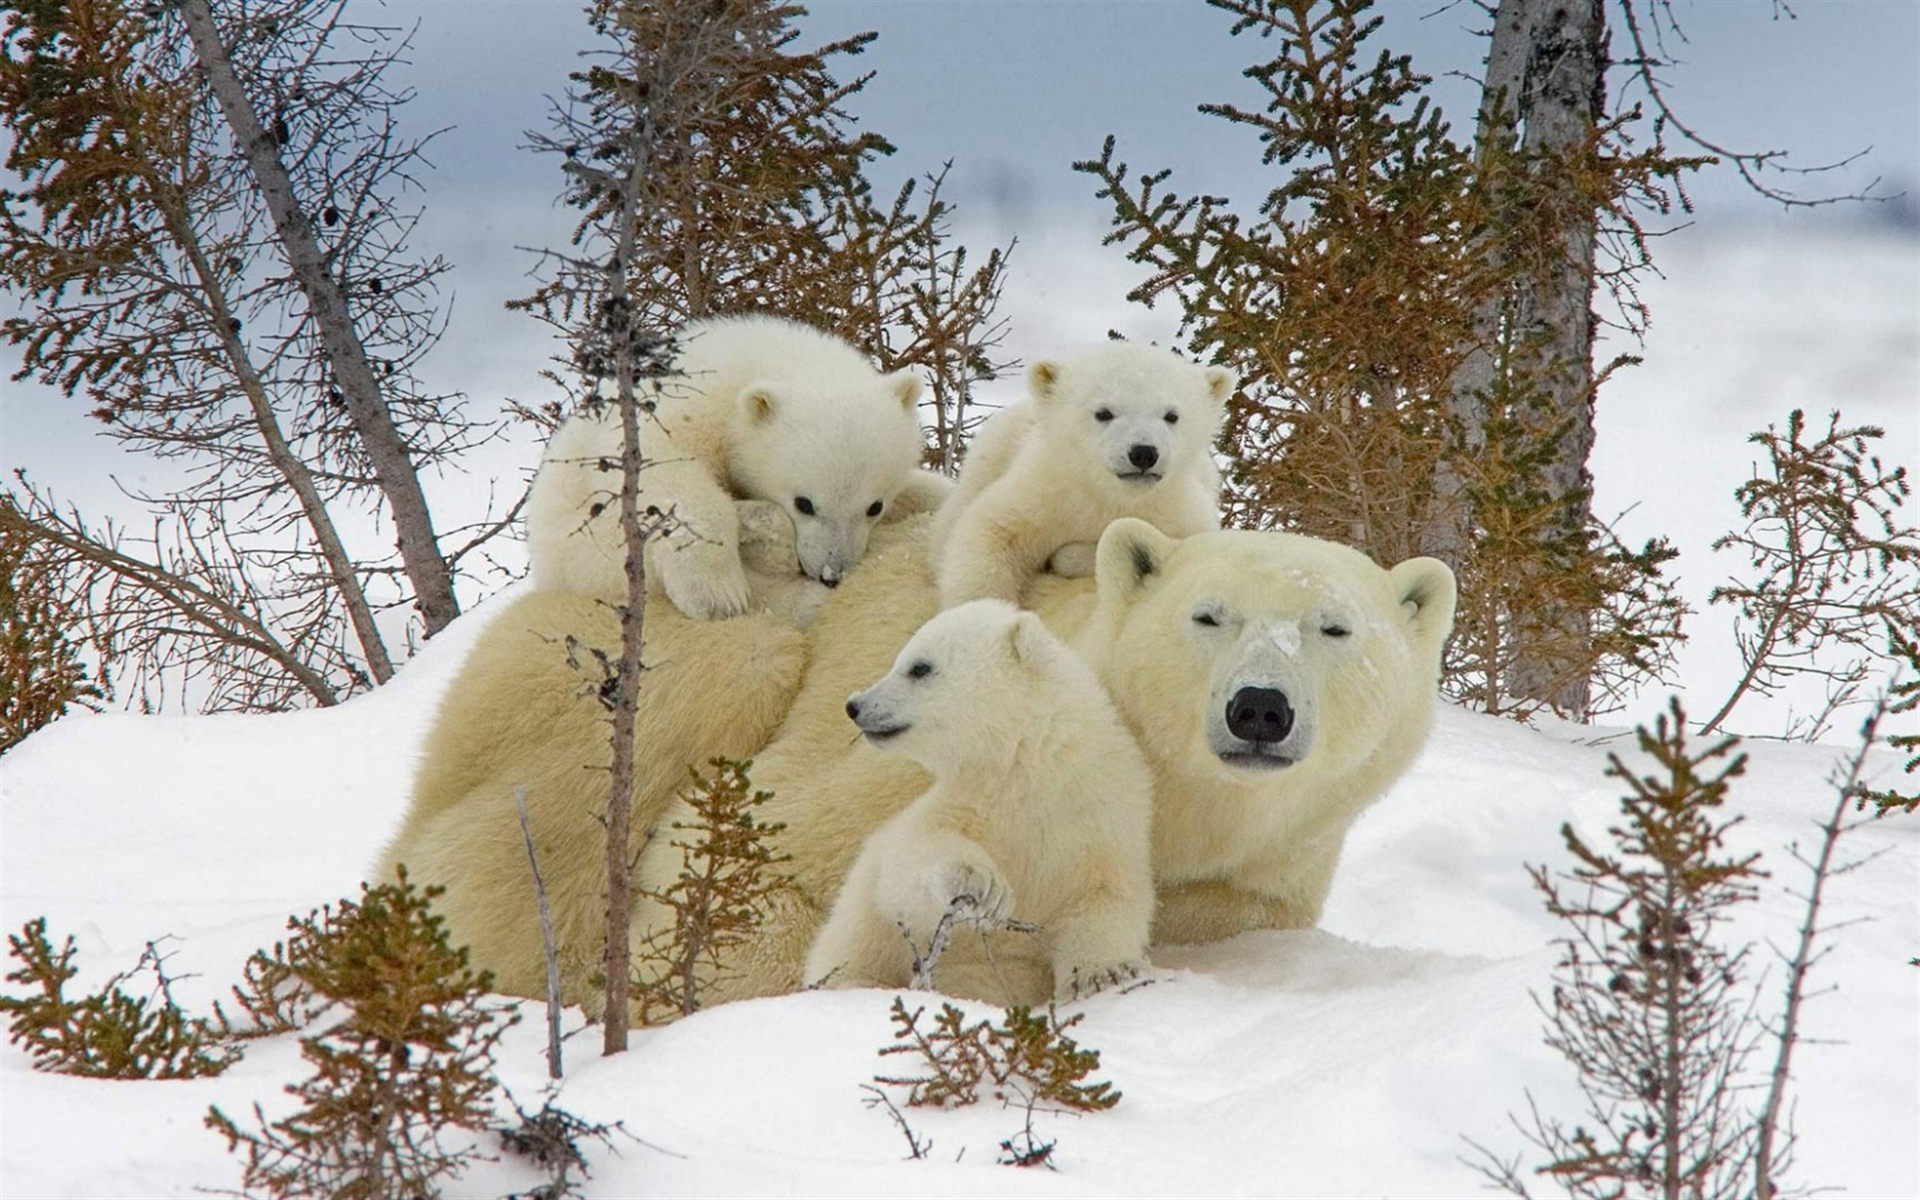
[1226, 686, 1293, 744]
[1128, 443, 1159, 472]
[845, 698, 862, 721]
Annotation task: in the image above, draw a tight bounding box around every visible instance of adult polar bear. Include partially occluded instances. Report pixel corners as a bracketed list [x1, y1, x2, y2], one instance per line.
[382, 515, 1456, 1013]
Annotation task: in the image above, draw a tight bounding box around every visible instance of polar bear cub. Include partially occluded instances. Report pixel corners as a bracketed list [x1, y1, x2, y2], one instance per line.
[806, 599, 1155, 1000]
[525, 314, 949, 620]
[929, 342, 1236, 608]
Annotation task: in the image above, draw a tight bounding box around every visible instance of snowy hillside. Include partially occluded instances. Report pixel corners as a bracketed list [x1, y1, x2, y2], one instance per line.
[3, 589, 1914, 1197]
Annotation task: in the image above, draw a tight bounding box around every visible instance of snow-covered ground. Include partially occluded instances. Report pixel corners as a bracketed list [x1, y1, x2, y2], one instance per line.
[2, 576, 1915, 1196]
[3, 207, 1916, 1193]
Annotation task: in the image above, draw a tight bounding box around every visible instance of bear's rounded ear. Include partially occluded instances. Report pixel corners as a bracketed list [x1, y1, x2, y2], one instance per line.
[1027, 360, 1064, 405]
[1007, 610, 1054, 666]
[1203, 365, 1239, 409]
[1390, 557, 1457, 644]
[1095, 517, 1176, 604]
[741, 384, 778, 425]
[888, 369, 923, 412]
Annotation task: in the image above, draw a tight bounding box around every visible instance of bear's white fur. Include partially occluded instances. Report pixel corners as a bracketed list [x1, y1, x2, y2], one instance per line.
[524, 314, 950, 620]
[384, 515, 1454, 1015]
[806, 600, 1153, 1000]
[929, 343, 1236, 608]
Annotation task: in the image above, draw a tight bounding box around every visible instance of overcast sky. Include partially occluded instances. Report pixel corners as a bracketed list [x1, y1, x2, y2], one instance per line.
[3, 0, 1916, 522]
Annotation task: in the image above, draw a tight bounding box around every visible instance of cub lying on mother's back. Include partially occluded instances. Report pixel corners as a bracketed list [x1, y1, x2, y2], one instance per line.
[807, 600, 1154, 1001]
[929, 342, 1235, 608]
[526, 314, 948, 619]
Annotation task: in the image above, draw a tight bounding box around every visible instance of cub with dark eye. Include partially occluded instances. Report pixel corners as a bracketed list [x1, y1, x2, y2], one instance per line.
[807, 599, 1155, 1002]
[928, 341, 1235, 610]
[525, 314, 951, 621]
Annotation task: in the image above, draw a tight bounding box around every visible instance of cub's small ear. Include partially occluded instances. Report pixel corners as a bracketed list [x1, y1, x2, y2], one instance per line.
[1095, 517, 1176, 604]
[888, 369, 923, 411]
[887, 469, 953, 521]
[1202, 365, 1239, 408]
[1390, 557, 1457, 643]
[741, 383, 778, 425]
[1027, 360, 1064, 404]
[1007, 611, 1055, 666]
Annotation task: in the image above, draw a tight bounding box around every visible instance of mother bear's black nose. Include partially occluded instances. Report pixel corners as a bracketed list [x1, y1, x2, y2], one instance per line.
[1226, 686, 1293, 744]
[1128, 443, 1159, 471]
[845, 698, 862, 722]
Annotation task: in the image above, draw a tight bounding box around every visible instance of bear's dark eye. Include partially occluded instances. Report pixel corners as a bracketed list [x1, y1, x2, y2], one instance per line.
[867, 500, 884, 518]
[794, 496, 815, 516]
[1093, 407, 1115, 423]
[1322, 622, 1352, 639]
[1193, 611, 1220, 628]
[1164, 411, 1180, 425]
[907, 660, 934, 679]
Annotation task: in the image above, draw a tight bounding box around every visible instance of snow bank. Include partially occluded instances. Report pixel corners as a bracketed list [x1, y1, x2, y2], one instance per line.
[4, 603, 1913, 1196]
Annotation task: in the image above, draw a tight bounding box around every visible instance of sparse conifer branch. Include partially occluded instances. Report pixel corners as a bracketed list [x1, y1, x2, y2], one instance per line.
[873, 996, 1119, 1168]
[206, 871, 517, 1199]
[631, 759, 791, 1024]
[2, 481, 346, 710]
[1851, 636, 1919, 817]
[1702, 409, 1919, 739]
[876, 997, 991, 1109]
[0, 503, 107, 751]
[839, 164, 1016, 472]
[1473, 699, 1770, 1198]
[875, 997, 1120, 1113]
[1614, 0, 1881, 210]
[2, 0, 491, 709]
[0, 918, 238, 1079]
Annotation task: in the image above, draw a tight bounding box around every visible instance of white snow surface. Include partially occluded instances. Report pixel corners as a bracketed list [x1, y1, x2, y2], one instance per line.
[3, 591, 1916, 1197]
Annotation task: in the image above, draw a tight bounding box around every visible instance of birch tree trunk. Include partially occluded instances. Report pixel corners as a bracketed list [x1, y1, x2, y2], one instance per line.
[1443, 0, 1606, 718]
[1507, 0, 1604, 719]
[177, 0, 461, 638]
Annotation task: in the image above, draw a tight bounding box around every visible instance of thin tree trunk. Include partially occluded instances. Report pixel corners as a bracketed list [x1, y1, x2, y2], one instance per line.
[1446, 0, 1606, 718]
[515, 786, 564, 1081]
[147, 188, 395, 686]
[1423, 0, 1534, 568]
[177, 0, 460, 638]
[600, 117, 657, 1054]
[1753, 704, 1881, 1198]
[1514, 0, 1603, 720]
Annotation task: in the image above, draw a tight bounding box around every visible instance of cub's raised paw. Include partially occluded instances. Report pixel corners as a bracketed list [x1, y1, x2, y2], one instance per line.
[932, 859, 1015, 927]
[657, 544, 752, 621]
[735, 499, 800, 577]
[1058, 959, 1148, 1001]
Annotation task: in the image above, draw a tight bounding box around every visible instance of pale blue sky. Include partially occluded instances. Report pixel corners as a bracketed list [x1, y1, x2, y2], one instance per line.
[395, 0, 1918, 223]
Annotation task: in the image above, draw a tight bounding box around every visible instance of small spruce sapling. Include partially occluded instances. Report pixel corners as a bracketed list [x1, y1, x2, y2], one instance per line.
[630, 758, 792, 1024]
[0, 919, 237, 1079]
[873, 995, 1119, 1168]
[1471, 700, 1765, 1199]
[1703, 409, 1919, 739]
[205, 870, 516, 1200]
[1850, 631, 1919, 817]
